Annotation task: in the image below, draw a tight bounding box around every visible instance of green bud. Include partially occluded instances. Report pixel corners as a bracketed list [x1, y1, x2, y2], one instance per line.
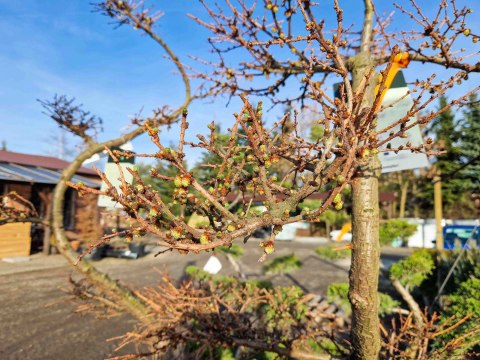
[335, 201, 343, 210]
[333, 193, 342, 204]
[199, 233, 210, 244]
[174, 176, 182, 187]
[171, 228, 182, 239]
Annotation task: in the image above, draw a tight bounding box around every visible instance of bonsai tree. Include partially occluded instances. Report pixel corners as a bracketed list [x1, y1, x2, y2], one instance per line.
[1, 1, 479, 358]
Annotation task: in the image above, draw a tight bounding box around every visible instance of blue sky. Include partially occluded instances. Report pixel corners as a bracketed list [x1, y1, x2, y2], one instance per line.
[0, 0, 478, 167]
[0, 0, 224, 163]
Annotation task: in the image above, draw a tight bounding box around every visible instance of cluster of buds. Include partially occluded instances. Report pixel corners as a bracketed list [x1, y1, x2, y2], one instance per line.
[173, 174, 193, 204]
[265, 2, 279, 13]
[333, 193, 343, 211]
[157, 147, 177, 161]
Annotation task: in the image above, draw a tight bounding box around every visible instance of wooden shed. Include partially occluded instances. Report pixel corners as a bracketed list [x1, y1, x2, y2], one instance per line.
[0, 150, 101, 258]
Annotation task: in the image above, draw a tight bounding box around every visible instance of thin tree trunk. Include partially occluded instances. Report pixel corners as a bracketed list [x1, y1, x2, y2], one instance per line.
[390, 278, 424, 327]
[399, 181, 409, 218]
[386, 267, 424, 359]
[225, 253, 246, 280]
[51, 130, 153, 324]
[349, 158, 381, 359]
[412, 181, 420, 218]
[348, 47, 381, 359]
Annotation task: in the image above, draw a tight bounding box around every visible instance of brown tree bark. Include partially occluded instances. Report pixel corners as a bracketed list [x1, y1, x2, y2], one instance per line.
[348, 47, 381, 359]
[349, 157, 381, 359]
[390, 278, 424, 327]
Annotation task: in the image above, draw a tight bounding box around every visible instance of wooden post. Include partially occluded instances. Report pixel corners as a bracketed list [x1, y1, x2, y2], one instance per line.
[433, 174, 443, 251]
[471, 193, 480, 219]
[399, 180, 409, 218]
[38, 189, 53, 255]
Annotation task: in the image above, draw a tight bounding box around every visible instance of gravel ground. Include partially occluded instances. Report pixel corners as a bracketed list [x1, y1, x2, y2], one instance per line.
[0, 240, 409, 360]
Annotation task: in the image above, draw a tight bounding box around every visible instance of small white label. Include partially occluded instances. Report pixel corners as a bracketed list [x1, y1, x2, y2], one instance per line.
[203, 255, 223, 274]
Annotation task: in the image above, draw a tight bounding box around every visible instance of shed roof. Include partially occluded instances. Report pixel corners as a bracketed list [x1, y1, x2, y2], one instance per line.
[0, 150, 100, 188]
[0, 163, 100, 188]
[0, 150, 96, 176]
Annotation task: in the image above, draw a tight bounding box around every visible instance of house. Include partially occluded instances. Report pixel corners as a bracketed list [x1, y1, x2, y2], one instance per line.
[0, 150, 101, 258]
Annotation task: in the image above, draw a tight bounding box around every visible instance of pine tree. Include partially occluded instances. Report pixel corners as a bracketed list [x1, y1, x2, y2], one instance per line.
[459, 94, 480, 193]
[137, 161, 181, 215]
[192, 125, 231, 185]
[419, 95, 470, 218]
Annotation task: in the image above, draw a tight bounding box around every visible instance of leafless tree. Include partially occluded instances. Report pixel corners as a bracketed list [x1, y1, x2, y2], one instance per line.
[1, 0, 478, 359]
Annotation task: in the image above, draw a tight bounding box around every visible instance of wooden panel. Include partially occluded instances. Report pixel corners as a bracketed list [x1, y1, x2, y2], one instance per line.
[75, 193, 102, 242]
[0, 223, 31, 258]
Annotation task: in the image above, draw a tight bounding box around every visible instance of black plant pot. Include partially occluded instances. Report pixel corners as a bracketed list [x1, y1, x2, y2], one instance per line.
[128, 243, 146, 258]
[82, 246, 105, 261]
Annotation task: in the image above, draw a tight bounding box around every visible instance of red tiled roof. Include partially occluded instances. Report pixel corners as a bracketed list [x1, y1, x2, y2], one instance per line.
[0, 150, 97, 176]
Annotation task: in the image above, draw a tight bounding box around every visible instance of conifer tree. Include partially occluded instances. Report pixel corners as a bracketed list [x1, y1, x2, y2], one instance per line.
[459, 94, 480, 193]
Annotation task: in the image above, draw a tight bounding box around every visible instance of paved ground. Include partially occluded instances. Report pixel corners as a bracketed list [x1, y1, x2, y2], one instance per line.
[0, 239, 410, 360]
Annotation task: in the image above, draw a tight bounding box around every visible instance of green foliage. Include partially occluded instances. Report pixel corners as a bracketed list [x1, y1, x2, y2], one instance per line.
[459, 93, 480, 193]
[192, 125, 254, 185]
[425, 249, 480, 298]
[263, 254, 302, 275]
[390, 249, 435, 290]
[217, 243, 245, 258]
[298, 199, 323, 212]
[429, 95, 464, 198]
[186, 265, 274, 290]
[307, 338, 344, 357]
[255, 351, 281, 360]
[447, 276, 480, 319]
[309, 125, 325, 142]
[327, 283, 399, 317]
[192, 126, 231, 183]
[187, 344, 236, 360]
[185, 265, 237, 286]
[184, 265, 308, 348]
[378, 292, 400, 316]
[379, 219, 417, 246]
[434, 276, 480, 356]
[136, 160, 181, 215]
[416, 250, 480, 355]
[264, 285, 308, 331]
[315, 245, 350, 261]
[417, 94, 478, 218]
[216, 347, 235, 360]
[327, 283, 350, 314]
[317, 209, 350, 228]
